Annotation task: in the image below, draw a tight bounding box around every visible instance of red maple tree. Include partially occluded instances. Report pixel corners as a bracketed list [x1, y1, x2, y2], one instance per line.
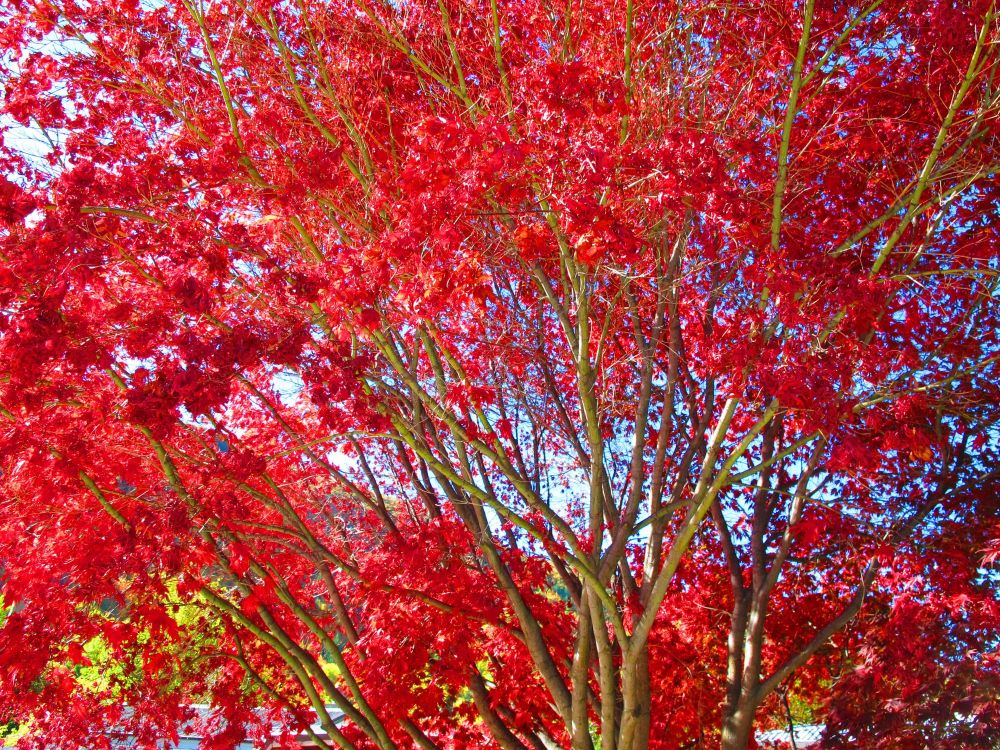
[1, 1, 998, 749]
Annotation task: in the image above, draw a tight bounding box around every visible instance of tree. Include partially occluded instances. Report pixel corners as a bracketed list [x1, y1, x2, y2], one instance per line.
[1, 0, 998, 748]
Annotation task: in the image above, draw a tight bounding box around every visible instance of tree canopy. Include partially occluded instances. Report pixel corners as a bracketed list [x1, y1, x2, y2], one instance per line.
[1, 0, 998, 748]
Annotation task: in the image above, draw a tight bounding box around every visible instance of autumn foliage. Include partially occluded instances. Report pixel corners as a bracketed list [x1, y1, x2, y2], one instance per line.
[1, 0, 998, 748]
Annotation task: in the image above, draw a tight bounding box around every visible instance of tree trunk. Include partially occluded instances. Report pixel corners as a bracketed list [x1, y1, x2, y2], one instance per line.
[617, 642, 654, 750]
[630, 647, 652, 750]
[720, 706, 755, 750]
